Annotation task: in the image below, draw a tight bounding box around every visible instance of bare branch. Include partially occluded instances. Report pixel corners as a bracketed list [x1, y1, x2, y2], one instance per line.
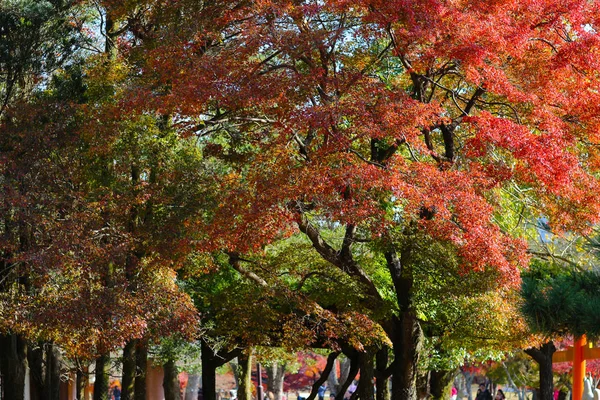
[226, 251, 269, 287]
[294, 209, 384, 304]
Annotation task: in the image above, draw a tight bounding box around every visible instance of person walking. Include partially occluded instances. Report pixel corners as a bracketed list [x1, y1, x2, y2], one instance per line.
[318, 384, 327, 400]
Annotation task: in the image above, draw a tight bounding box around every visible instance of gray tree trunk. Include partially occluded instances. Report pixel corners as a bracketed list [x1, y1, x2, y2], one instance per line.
[461, 371, 475, 400]
[267, 363, 286, 400]
[185, 375, 201, 400]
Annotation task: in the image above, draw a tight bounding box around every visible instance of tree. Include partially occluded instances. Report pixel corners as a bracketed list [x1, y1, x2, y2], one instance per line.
[5, 1, 600, 400]
[0, 0, 87, 117]
[521, 260, 600, 400]
[110, 2, 600, 400]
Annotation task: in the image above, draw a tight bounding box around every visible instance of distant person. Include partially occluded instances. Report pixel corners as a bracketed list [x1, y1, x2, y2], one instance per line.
[318, 384, 327, 400]
[111, 384, 121, 400]
[451, 386, 458, 400]
[495, 389, 505, 400]
[476, 384, 492, 400]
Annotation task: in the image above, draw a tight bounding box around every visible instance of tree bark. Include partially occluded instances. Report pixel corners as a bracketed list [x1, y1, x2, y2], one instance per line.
[77, 365, 89, 400]
[416, 371, 429, 400]
[237, 351, 253, 400]
[525, 341, 556, 400]
[329, 358, 351, 397]
[430, 370, 455, 400]
[201, 340, 241, 400]
[185, 375, 201, 400]
[134, 341, 148, 400]
[307, 352, 340, 400]
[386, 249, 422, 400]
[164, 358, 181, 400]
[358, 350, 375, 400]
[335, 350, 359, 400]
[461, 371, 475, 400]
[230, 360, 240, 391]
[29, 343, 44, 400]
[389, 311, 422, 400]
[0, 333, 28, 400]
[201, 340, 219, 400]
[45, 343, 61, 400]
[375, 347, 390, 400]
[266, 362, 286, 400]
[94, 354, 110, 400]
[121, 340, 137, 400]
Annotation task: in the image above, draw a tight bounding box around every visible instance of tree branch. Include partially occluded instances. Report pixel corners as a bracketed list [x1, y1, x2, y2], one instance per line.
[226, 251, 269, 287]
[334, 349, 359, 400]
[294, 208, 384, 305]
[340, 224, 356, 262]
[306, 352, 341, 400]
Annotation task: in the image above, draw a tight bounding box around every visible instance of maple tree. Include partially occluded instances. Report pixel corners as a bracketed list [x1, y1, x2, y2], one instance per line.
[4, 0, 600, 399]
[68, 1, 600, 400]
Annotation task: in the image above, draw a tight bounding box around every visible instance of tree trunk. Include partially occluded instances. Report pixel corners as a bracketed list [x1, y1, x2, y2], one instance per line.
[0, 333, 28, 400]
[430, 370, 455, 400]
[164, 358, 181, 400]
[358, 350, 375, 400]
[329, 358, 350, 397]
[201, 340, 242, 400]
[308, 352, 340, 400]
[238, 351, 253, 400]
[390, 312, 423, 400]
[94, 354, 110, 400]
[266, 362, 286, 400]
[201, 341, 218, 400]
[416, 371, 429, 400]
[134, 342, 148, 400]
[45, 343, 61, 400]
[525, 341, 556, 400]
[335, 350, 359, 400]
[122, 340, 137, 400]
[77, 365, 89, 400]
[230, 360, 240, 391]
[185, 374, 201, 400]
[461, 371, 475, 400]
[376, 347, 390, 400]
[385, 250, 422, 400]
[29, 343, 44, 400]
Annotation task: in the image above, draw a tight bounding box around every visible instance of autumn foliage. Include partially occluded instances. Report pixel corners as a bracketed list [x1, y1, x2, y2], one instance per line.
[4, 0, 600, 399]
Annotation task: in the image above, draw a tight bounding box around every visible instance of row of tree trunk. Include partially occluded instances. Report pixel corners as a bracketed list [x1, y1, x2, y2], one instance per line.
[0, 332, 463, 400]
[0, 334, 189, 400]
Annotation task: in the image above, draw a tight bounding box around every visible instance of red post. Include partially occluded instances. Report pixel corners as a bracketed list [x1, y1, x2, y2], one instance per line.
[573, 335, 587, 400]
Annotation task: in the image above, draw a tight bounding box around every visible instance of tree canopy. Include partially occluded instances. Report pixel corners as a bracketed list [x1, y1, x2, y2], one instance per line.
[5, 1, 600, 400]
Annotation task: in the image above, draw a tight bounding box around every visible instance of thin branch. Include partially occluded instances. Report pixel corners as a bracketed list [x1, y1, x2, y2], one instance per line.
[296, 271, 331, 291]
[527, 250, 581, 268]
[529, 38, 559, 53]
[226, 251, 269, 287]
[348, 148, 386, 168]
